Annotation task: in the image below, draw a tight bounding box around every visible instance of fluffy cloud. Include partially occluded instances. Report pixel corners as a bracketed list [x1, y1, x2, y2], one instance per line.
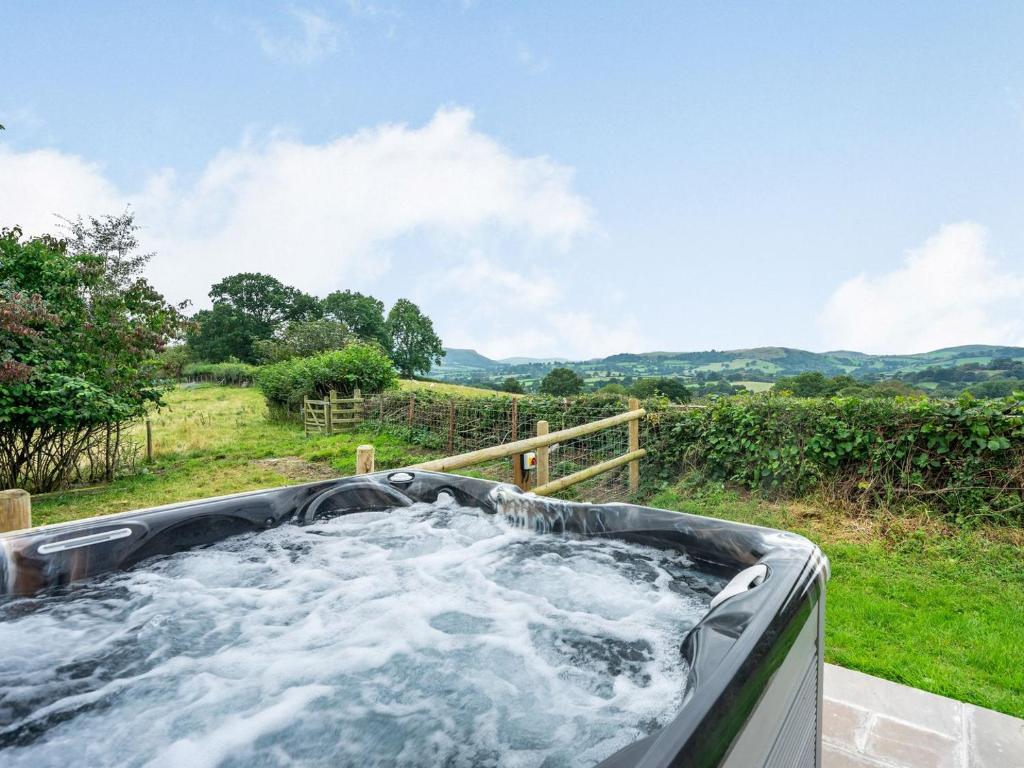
[820, 222, 1024, 353]
[1, 108, 641, 359]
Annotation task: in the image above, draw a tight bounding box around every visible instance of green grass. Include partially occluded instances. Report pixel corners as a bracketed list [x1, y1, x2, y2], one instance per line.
[398, 379, 513, 398]
[649, 482, 1024, 718]
[32, 385, 431, 527]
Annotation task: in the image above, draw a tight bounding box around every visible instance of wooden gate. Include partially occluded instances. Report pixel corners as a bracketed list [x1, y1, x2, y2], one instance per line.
[304, 389, 363, 435]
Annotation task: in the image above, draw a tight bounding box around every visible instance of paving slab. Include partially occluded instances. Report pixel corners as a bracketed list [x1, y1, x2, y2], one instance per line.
[966, 704, 1024, 768]
[823, 664, 1024, 768]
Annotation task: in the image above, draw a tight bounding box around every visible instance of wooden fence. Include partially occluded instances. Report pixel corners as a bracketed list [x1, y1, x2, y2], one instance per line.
[357, 398, 646, 498]
[303, 389, 364, 436]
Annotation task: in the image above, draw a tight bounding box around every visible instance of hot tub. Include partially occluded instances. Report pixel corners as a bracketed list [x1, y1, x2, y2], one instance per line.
[0, 471, 828, 767]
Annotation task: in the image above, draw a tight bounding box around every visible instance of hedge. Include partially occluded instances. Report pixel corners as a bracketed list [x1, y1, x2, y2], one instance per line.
[256, 344, 398, 411]
[360, 388, 1024, 523]
[181, 362, 258, 385]
[647, 393, 1024, 523]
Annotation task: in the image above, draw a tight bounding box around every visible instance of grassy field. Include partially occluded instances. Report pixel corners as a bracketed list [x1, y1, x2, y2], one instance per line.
[32, 385, 431, 527]
[28, 385, 1024, 719]
[651, 482, 1024, 719]
[398, 379, 513, 398]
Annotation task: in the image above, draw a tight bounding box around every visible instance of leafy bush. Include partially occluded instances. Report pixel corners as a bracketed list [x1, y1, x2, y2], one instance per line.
[253, 319, 352, 363]
[151, 346, 191, 380]
[0, 218, 185, 491]
[647, 393, 1024, 522]
[182, 361, 259, 385]
[256, 344, 398, 410]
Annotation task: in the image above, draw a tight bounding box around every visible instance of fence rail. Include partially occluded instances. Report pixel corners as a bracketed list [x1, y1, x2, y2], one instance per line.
[303, 389, 364, 435]
[358, 399, 646, 499]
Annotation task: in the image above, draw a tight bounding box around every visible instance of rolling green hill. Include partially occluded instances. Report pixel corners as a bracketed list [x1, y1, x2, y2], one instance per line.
[432, 344, 1024, 392]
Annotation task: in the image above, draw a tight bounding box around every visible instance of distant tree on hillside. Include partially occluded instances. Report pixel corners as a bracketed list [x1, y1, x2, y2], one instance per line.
[386, 298, 444, 377]
[540, 367, 584, 396]
[188, 273, 317, 363]
[773, 372, 842, 397]
[629, 377, 692, 403]
[501, 376, 525, 394]
[322, 290, 390, 348]
[968, 379, 1024, 399]
[597, 383, 627, 395]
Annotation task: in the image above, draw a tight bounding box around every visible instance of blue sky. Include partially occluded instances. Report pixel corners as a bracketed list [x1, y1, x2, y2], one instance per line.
[3, 1, 1024, 358]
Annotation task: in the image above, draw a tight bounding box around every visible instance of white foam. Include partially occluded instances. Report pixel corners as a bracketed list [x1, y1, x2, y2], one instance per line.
[0, 503, 723, 767]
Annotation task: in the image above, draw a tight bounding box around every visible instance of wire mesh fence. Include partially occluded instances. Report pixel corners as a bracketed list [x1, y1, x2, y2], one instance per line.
[361, 391, 668, 503]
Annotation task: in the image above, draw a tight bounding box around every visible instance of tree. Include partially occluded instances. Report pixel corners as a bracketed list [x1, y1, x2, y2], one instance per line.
[540, 367, 584, 396]
[630, 377, 692, 403]
[385, 298, 444, 377]
[501, 377, 525, 394]
[597, 382, 627, 395]
[773, 372, 835, 397]
[253, 319, 353, 363]
[187, 273, 317, 363]
[256, 343, 398, 411]
[0, 222, 184, 491]
[322, 290, 389, 348]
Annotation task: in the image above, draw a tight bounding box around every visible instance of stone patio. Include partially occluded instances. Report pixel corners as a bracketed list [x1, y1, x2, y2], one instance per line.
[823, 664, 1024, 767]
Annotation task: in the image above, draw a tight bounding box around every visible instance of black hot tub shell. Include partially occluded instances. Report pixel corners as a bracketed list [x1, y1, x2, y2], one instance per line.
[0, 471, 829, 767]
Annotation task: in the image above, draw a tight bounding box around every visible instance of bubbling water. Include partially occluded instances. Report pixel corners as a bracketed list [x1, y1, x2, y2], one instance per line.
[0, 501, 725, 768]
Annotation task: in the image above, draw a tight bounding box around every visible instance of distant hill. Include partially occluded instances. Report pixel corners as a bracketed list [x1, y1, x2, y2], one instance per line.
[432, 344, 1024, 384]
[499, 356, 570, 365]
[438, 348, 501, 370]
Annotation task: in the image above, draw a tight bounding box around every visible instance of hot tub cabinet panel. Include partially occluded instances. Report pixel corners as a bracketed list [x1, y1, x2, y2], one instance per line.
[0, 471, 829, 767]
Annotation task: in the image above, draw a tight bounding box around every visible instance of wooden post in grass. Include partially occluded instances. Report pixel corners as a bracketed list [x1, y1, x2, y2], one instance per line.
[407, 395, 415, 428]
[356, 445, 375, 475]
[145, 419, 153, 463]
[628, 398, 640, 493]
[0, 489, 31, 533]
[535, 420, 550, 487]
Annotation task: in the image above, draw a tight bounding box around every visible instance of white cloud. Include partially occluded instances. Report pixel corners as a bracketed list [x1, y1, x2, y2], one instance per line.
[0, 146, 124, 233]
[254, 7, 341, 65]
[0, 107, 640, 359]
[820, 222, 1024, 353]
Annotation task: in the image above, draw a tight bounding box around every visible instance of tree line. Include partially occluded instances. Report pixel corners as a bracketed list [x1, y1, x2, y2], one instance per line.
[186, 272, 444, 377]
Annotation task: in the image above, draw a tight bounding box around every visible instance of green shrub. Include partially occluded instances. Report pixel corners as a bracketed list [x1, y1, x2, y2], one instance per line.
[256, 344, 398, 409]
[182, 361, 259, 385]
[647, 393, 1024, 522]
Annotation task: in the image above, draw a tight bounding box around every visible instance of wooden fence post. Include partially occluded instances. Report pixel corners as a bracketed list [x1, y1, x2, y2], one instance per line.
[356, 444, 375, 475]
[325, 395, 333, 436]
[353, 388, 362, 427]
[0, 489, 31, 533]
[628, 397, 640, 493]
[145, 419, 153, 463]
[447, 400, 456, 454]
[536, 420, 550, 487]
[407, 395, 415, 428]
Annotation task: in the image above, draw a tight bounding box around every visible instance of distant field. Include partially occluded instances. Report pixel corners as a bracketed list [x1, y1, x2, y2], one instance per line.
[734, 380, 773, 392]
[398, 379, 511, 398]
